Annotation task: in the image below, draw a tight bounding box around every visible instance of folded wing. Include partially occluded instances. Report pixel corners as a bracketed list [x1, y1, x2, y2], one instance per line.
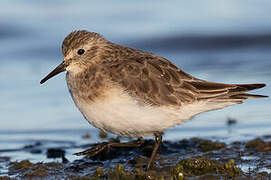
[102, 51, 267, 107]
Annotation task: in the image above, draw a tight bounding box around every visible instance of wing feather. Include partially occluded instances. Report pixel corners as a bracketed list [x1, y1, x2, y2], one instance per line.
[101, 47, 267, 107]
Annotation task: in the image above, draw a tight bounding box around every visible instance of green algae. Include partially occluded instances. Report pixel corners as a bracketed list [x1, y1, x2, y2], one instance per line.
[84, 158, 241, 179]
[8, 160, 64, 178]
[94, 167, 105, 178]
[177, 157, 241, 177]
[246, 138, 271, 152]
[171, 165, 185, 180]
[178, 157, 216, 175]
[99, 130, 108, 139]
[178, 138, 226, 152]
[198, 139, 226, 152]
[0, 177, 15, 180]
[107, 164, 131, 179]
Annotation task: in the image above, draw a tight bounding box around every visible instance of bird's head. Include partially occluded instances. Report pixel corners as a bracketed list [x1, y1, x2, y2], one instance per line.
[40, 30, 106, 84]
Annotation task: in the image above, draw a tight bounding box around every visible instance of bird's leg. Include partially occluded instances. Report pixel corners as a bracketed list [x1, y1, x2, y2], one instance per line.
[147, 133, 162, 171]
[74, 137, 144, 158]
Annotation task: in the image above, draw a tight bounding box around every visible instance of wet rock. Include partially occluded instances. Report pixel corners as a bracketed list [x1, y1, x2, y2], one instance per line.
[226, 117, 237, 126]
[245, 138, 271, 152]
[46, 148, 65, 158]
[178, 139, 196, 149]
[128, 157, 149, 169]
[108, 136, 120, 143]
[177, 138, 226, 153]
[141, 144, 153, 157]
[99, 130, 108, 139]
[0, 177, 14, 180]
[0, 156, 10, 162]
[30, 149, 42, 154]
[8, 160, 64, 178]
[65, 159, 103, 173]
[82, 132, 91, 139]
[23, 142, 42, 155]
[198, 139, 226, 152]
[23, 142, 42, 149]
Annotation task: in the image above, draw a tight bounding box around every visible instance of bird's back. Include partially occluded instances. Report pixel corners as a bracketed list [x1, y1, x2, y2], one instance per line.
[99, 43, 267, 107]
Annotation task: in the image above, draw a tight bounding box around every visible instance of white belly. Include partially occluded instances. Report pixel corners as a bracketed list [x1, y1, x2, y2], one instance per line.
[70, 86, 237, 137]
[71, 87, 187, 137]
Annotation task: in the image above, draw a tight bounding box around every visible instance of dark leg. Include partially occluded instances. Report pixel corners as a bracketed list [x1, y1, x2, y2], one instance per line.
[74, 137, 144, 158]
[146, 133, 162, 171]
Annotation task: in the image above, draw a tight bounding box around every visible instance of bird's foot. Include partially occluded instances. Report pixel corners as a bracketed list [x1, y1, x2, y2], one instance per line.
[74, 138, 144, 159]
[74, 142, 110, 158]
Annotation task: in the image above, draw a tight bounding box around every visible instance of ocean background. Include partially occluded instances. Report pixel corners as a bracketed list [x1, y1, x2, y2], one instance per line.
[0, 0, 270, 162]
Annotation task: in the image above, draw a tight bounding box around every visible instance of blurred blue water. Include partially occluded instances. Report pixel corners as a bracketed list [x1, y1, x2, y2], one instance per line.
[0, 0, 270, 154]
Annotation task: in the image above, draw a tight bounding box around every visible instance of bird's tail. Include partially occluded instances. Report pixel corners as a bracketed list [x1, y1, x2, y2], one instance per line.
[225, 83, 267, 99]
[186, 82, 267, 117]
[208, 83, 268, 105]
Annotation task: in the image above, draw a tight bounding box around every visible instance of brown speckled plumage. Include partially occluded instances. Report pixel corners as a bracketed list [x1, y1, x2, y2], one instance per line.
[64, 30, 266, 107]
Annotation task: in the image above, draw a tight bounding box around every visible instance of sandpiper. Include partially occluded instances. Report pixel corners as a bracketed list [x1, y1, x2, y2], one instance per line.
[40, 30, 267, 170]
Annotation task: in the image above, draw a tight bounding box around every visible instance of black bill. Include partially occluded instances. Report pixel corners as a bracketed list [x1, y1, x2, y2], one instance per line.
[40, 61, 68, 84]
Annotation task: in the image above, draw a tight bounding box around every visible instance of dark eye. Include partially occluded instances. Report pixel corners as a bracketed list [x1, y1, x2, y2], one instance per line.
[77, 49, 85, 55]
